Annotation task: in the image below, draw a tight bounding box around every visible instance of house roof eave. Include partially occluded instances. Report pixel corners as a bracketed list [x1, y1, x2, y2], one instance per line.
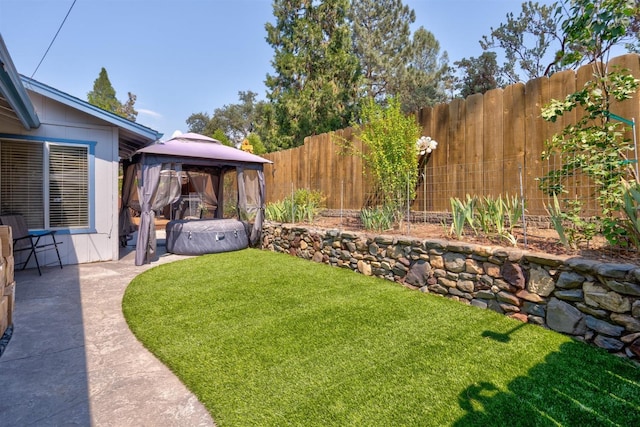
[0, 35, 40, 129]
[20, 75, 163, 146]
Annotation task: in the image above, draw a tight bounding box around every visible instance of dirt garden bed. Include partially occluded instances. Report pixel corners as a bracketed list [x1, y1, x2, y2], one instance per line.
[301, 211, 640, 265]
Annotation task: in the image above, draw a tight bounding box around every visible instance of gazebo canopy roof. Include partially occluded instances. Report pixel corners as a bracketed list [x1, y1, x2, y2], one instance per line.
[135, 132, 272, 166]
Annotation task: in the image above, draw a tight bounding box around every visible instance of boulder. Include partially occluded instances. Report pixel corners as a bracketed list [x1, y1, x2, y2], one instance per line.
[496, 291, 520, 306]
[610, 313, 640, 332]
[629, 338, 640, 358]
[554, 289, 584, 302]
[527, 265, 555, 297]
[312, 251, 324, 263]
[405, 260, 431, 287]
[465, 259, 484, 274]
[583, 282, 631, 313]
[457, 280, 475, 293]
[593, 335, 624, 352]
[502, 261, 525, 289]
[357, 260, 372, 276]
[585, 316, 625, 337]
[444, 252, 466, 273]
[471, 299, 488, 310]
[515, 289, 544, 303]
[547, 298, 586, 335]
[523, 301, 546, 318]
[556, 271, 585, 289]
[603, 279, 640, 297]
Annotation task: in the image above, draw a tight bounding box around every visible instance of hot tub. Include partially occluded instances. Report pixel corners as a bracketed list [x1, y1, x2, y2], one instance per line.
[165, 219, 249, 255]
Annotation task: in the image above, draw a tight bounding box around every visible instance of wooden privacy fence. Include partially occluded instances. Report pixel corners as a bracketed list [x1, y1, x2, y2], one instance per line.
[263, 54, 640, 216]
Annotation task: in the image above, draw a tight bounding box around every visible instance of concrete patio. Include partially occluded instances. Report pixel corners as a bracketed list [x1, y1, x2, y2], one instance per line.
[0, 237, 215, 426]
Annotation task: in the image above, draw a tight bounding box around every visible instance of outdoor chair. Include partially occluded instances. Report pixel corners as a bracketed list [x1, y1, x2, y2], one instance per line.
[0, 215, 63, 276]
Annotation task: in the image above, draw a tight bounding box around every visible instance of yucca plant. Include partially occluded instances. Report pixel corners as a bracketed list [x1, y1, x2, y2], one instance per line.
[449, 195, 476, 239]
[265, 189, 325, 223]
[476, 195, 505, 235]
[504, 193, 524, 233]
[546, 193, 571, 249]
[620, 179, 640, 248]
[360, 205, 395, 232]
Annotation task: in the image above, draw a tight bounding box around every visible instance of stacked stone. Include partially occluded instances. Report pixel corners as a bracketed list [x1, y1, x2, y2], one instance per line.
[262, 222, 640, 360]
[0, 225, 15, 338]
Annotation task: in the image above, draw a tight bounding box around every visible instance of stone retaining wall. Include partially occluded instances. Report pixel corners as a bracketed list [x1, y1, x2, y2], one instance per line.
[261, 222, 640, 360]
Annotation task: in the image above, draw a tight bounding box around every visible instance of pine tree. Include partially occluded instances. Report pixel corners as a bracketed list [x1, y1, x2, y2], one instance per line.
[265, 0, 361, 149]
[454, 52, 503, 98]
[398, 27, 450, 112]
[349, 0, 414, 102]
[87, 67, 137, 121]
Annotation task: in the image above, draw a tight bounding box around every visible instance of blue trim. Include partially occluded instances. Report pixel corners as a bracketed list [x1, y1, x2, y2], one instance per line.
[0, 133, 97, 148]
[20, 76, 163, 142]
[0, 134, 96, 232]
[41, 228, 97, 236]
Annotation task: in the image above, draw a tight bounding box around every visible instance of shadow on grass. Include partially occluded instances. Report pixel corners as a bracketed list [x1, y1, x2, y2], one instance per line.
[454, 340, 640, 426]
[481, 323, 527, 343]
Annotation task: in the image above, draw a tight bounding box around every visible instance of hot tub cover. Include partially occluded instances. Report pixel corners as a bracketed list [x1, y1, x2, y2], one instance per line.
[166, 219, 249, 255]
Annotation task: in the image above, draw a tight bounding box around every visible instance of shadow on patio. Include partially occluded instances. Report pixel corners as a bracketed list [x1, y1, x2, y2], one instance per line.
[0, 237, 213, 426]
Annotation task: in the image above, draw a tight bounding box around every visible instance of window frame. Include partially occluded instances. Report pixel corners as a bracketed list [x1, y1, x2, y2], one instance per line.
[0, 133, 96, 234]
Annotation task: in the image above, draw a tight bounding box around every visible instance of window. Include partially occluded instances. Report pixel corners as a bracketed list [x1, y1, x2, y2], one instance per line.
[49, 144, 89, 228]
[1, 139, 90, 229]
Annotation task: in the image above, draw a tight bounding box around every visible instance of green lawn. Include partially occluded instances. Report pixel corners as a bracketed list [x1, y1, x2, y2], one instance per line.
[123, 249, 640, 426]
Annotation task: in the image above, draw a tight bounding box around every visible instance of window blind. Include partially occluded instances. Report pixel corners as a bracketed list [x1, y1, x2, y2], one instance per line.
[0, 140, 45, 228]
[49, 144, 89, 228]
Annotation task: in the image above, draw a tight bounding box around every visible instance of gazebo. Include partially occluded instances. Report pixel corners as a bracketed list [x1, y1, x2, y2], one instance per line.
[119, 132, 272, 266]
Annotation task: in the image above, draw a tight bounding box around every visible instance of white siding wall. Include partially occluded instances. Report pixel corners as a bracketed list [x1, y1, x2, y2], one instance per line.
[0, 91, 120, 265]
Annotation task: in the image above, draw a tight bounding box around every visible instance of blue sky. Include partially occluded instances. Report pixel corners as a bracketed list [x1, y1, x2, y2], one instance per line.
[1, 0, 558, 140]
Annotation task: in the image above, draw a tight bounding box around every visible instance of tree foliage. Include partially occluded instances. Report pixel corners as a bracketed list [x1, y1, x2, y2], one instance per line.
[186, 91, 267, 148]
[454, 52, 503, 98]
[87, 67, 137, 121]
[350, 0, 414, 102]
[398, 27, 450, 112]
[341, 97, 420, 216]
[480, 1, 565, 83]
[538, 0, 640, 247]
[185, 112, 212, 135]
[479, 0, 640, 86]
[264, 0, 361, 149]
[209, 91, 264, 144]
[350, 0, 448, 112]
[211, 129, 233, 147]
[559, 0, 639, 67]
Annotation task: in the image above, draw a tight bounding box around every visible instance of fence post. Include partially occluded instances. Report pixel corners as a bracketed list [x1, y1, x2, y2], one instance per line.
[340, 180, 344, 227]
[519, 164, 528, 248]
[291, 182, 294, 223]
[407, 173, 411, 235]
[423, 162, 427, 224]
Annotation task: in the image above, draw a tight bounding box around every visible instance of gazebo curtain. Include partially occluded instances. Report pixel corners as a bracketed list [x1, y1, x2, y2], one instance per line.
[186, 171, 218, 216]
[134, 160, 182, 265]
[237, 166, 266, 246]
[119, 160, 138, 242]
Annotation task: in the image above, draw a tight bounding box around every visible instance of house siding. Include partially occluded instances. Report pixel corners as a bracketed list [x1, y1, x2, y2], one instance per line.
[0, 91, 120, 266]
